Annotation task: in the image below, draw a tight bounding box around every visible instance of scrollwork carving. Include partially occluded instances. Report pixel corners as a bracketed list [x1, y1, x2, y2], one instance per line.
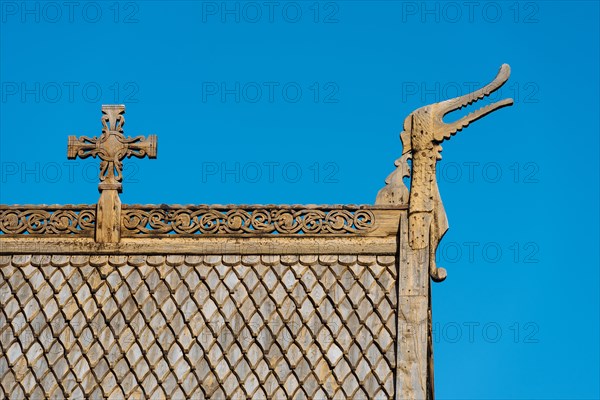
[0, 207, 95, 235]
[121, 207, 376, 236]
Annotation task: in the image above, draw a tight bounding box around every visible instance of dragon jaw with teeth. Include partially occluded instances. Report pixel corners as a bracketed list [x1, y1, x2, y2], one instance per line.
[400, 64, 514, 282]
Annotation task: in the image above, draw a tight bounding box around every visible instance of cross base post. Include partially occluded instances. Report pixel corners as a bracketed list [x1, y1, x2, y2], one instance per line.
[96, 189, 121, 243]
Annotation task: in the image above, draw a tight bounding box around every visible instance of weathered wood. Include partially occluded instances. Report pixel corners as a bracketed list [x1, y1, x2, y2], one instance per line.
[0, 234, 399, 255]
[379, 64, 513, 283]
[67, 104, 157, 243]
[0, 253, 398, 399]
[376, 154, 411, 206]
[67, 105, 157, 193]
[0, 205, 405, 238]
[396, 211, 429, 399]
[0, 66, 514, 399]
[96, 189, 121, 243]
[0, 204, 96, 236]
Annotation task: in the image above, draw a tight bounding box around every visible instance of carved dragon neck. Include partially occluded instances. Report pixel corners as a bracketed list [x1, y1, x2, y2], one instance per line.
[377, 64, 514, 282]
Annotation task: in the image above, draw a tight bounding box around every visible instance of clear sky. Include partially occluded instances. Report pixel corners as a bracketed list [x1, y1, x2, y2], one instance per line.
[1, 1, 599, 398]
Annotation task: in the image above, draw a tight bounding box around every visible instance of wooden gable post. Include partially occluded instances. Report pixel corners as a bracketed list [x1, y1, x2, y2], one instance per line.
[378, 64, 514, 398]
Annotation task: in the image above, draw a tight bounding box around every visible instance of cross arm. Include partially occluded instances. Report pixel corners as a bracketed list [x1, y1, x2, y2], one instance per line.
[121, 134, 158, 159]
[67, 135, 101, 160]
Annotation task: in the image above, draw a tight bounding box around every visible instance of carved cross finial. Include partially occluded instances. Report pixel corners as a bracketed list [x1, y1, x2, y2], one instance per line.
[67, 105, 157, 193]
[67, 105, 157, 244]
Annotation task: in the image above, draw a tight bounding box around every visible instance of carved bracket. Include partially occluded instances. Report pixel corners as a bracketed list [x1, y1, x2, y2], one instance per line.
[376, 153, 411, 206]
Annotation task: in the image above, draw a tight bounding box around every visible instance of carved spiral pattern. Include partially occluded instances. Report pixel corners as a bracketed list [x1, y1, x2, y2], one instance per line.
[121, 208, 376, 235]
[0, 208, 95, 235]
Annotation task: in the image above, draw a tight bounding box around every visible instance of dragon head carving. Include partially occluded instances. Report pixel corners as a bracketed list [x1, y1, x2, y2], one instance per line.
[401, 64, 513, 157]
[399, 64, 514, 282]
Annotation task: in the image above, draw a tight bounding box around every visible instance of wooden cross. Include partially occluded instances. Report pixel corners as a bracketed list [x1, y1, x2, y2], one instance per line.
[67, 105, 157, 243]
[67, 104, 157, 192]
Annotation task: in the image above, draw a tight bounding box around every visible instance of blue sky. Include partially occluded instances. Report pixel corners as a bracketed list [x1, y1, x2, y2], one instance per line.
[1, 1, 598, 398]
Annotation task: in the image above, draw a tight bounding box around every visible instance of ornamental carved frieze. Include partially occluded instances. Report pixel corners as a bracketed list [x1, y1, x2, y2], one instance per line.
[0, 206, 95, 236]
[121, 206, 376, 236]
